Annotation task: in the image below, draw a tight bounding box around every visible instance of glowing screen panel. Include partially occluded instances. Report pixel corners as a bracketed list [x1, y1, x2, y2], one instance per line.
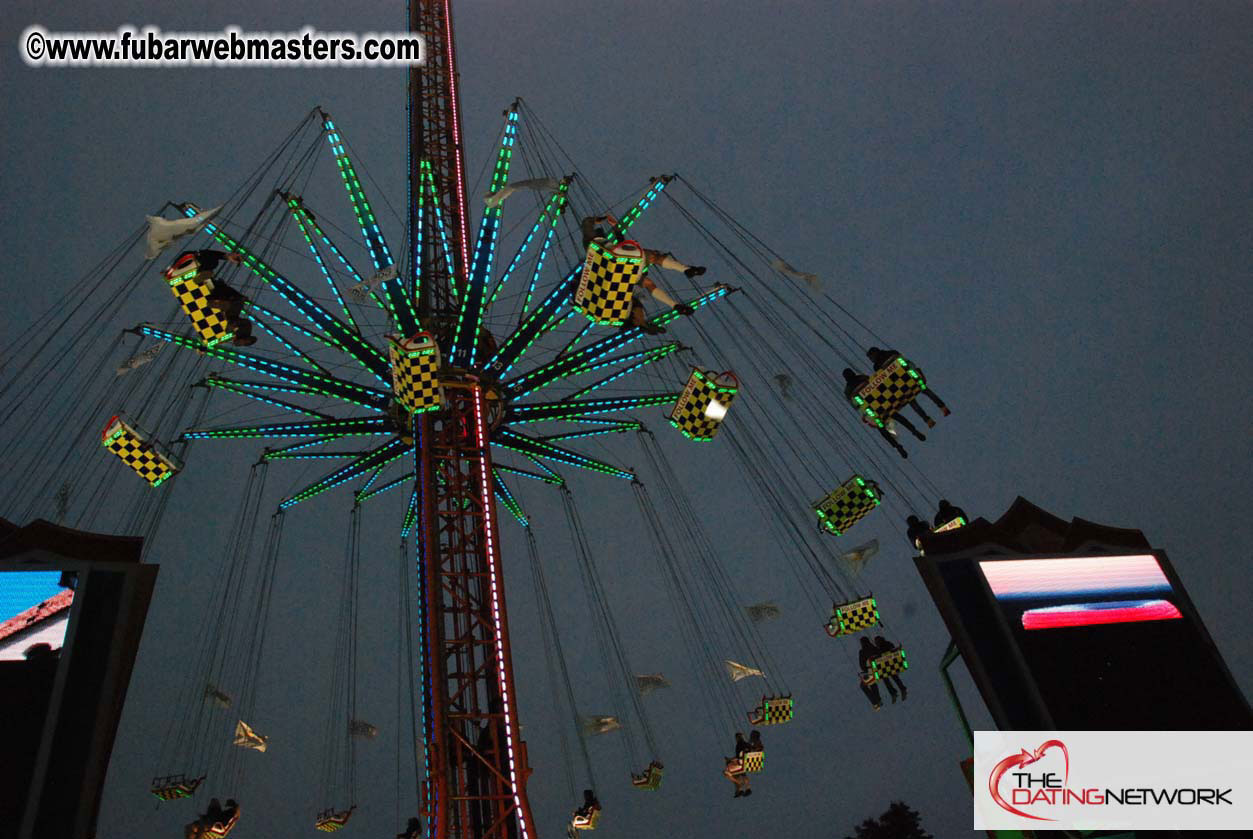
[0, 571, 75, 660]
[980, 554, 1182, 630]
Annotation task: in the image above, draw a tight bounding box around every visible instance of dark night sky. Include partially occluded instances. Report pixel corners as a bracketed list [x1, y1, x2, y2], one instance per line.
[2, 2, 1251, 838]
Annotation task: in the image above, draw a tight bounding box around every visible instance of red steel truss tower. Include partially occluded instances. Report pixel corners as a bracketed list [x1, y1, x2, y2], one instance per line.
[407, 3, 537, 838]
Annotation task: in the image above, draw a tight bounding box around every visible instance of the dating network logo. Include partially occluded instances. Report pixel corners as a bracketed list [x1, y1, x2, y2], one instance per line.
[988, 739, 1070, 821]
[975, 731, 1245, 831]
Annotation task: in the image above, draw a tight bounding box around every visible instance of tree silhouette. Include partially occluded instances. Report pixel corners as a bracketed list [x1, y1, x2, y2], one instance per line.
[844, 801, 933, 839]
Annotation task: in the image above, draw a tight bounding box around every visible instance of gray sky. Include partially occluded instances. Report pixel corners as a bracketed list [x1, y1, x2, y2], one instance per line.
[2, 2, 1250, 838]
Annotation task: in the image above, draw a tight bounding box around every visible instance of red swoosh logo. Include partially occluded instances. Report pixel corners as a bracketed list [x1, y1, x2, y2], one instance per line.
[988, 740, 1069, 821]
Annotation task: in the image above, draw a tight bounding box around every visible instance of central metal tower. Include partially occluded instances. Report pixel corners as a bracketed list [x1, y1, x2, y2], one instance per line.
[408, 3, 536, 838]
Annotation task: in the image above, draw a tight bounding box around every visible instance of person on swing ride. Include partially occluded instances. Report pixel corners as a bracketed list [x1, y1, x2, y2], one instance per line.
[906, 514, 931, 549]
[866, 346, 951, 422]
[719, 731, 753, 797]
[186, 798, 238, 838]
[396, 817, 423, 839]
[857, 636, 884, 711]
[934, 498, 968, 527]
[571, 788, 601, 826]
[167, 249, 257, 347]
[872, 635, 908, 703]
[580, 214, 699, 334]
[841, 368, 923, 458]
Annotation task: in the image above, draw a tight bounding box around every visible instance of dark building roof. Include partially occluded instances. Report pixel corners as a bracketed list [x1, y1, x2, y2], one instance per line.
[0, 518, 143, 564]
[919, 496, 1152, 556]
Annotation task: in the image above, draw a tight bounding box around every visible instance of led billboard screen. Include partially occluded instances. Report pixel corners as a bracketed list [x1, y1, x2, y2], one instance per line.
[919, 550, 1251, 730]
[0, 570, 75, 661]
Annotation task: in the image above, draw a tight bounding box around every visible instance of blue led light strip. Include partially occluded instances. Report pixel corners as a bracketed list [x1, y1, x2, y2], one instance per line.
[289, 198, 391, 316]
[452, 108, 518, 366]
[537, 423, 642, 442]
[202, 377, 332, 418]
[207, 377, 385, 413]
[285, 194, 360, 328]
[488, 179, 570, 315]
[357, 471, 415, 505]
[505, 285, 726, 398]
[138, 324, 390, 408]
[421, 160, 459, 302]
[492, 471, 529, 527]
[249, 313, 332, 377]
[180, 204, 390, 383]
[278, 437, 410, 509]
[484, 266, 581, 378]
[492, 428, 635, 480]
[567, 344, 682, 400]
[184, 416, 392, 440]
[492, 464, 564, 486]
[484, 177, 672, 379]
[321, 112, 394, 272]
[262, 435, 346, 460]
[357, 462, 386, 496]
[264, 450, 371, 460]
[507, 393, 679, 424]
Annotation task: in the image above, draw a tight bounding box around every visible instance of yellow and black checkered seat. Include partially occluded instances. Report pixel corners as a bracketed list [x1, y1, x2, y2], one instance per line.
[101, 414, 181, 487]
[826, 596, 880, 637]
[631, 763, 664, 790]
[575, 239, 644, 325]
[865, 648, 908, 682]
[749, 695, 794, 725]
[741, 750, 765, 773]
[571, 807, 601, 830]
[669, 368, 739, 441]
[315, 807, 355, 833]
[813, 475, 882, 535]
[388, 332, 444, 414]
[151, 774, 204, 801]
[164, 253, 235, 347]
[850, 355, 926, 428]
[195, 808, 241, 839]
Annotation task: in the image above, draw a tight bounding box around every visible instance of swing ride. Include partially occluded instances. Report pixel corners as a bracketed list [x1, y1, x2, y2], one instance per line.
[0, 3, 969, 838]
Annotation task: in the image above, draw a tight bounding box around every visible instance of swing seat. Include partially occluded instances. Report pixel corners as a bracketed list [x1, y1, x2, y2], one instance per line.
[387, 332, 444, 414]
[232, 719, 268, 752]
[850, 355, 926, 428]
[315, 806, 356, 832]
[741, 749, 765, 773]
[933, 515, 967, 534]
[575, 239, 644, 325]
[150, 774, 205, 801]
[570, 806, 601, 830]
[826, 596, 880, 637]
[188, 808, 240, 839]
[631, 761, 664, 790]
[813, 475, 882, 535]
[164, 253, 236, 348]
[863, 648, 908, 682]
[748, 694, 794, 726]
[101, 414, 181, 487]
[669, 368, 739, 441]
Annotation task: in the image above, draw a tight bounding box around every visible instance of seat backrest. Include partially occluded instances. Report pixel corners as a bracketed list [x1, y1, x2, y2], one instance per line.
[387, 332, 444, 414]
[832, 596, 880, 635]
[851, 357, 924, 426]
[670, 368, 738, 441]
[741, 750, 765, 773]
[575, 239, 644, 325]
[814, 476, 881, 535]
